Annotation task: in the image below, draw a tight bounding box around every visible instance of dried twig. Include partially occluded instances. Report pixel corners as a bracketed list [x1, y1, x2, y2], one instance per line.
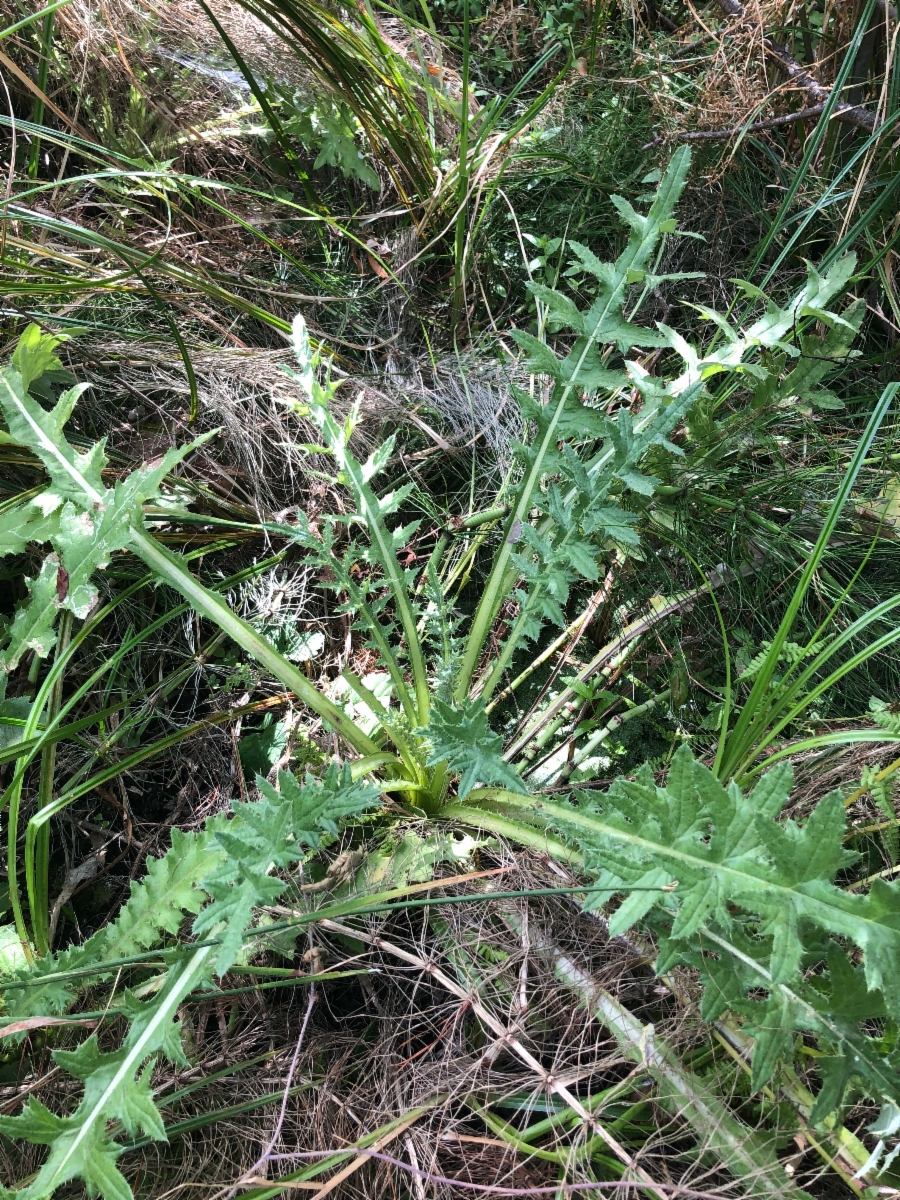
[502, 913, 809, 1200]
[714, 0, 879, 134]
[643, 103, 827, 147]
[224, 988, 318, 1200]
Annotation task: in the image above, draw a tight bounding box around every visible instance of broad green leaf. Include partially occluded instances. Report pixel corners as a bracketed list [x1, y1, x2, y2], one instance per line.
[771, 298, 864, 410]
[1, 556, 62, 671]
[0, 924, 28, 975]
[0, 326, 211, 674]
[11, 324, 69, 392]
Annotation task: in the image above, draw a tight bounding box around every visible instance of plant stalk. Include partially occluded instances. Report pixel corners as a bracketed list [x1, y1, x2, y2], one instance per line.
[129, 526, 379, 756]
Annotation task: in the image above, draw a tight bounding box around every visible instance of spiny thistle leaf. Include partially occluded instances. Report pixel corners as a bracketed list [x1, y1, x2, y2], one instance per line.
[525, 745, 900, 1118]
[0, 951, 208, 1200]
[421, 697, 527, 799]
[278, 314, 427, 722]
[1, 557, 63, 671]
[11, 325, 70, 392]
[766, 298, 865, 410]
[255, 760, 384, 845]
[0, 766, 381, 1199]
[0, 325, 211, 672]
[452, 152, 728, 699]
[2, 830, 216, 1023]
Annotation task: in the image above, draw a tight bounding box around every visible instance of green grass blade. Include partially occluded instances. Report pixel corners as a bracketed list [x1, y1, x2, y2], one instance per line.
[718, 382, 898, 779]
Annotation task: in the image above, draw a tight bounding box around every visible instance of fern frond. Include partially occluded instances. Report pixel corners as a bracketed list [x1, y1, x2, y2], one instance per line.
[869, 696, 900, 735]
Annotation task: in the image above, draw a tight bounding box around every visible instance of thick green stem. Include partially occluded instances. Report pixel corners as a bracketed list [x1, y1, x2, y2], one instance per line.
[129, 525, 379, 756]
[341, 668, 425, 784]
[442, 801, 581, 863]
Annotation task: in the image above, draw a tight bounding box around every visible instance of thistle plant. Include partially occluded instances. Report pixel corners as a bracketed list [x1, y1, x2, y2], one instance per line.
[1, 147, 897, 1198]
[0, 766, 382, 1200]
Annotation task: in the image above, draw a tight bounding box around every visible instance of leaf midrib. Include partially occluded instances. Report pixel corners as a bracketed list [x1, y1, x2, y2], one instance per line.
[528, 797, 892, 943]
[0, 373, 104, 506]
[46, 945, 212, 1190]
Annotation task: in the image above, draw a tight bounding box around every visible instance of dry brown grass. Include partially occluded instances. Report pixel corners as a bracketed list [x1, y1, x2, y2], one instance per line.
[635, 0, 887, 143]
[1, 847, 762, 1200]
